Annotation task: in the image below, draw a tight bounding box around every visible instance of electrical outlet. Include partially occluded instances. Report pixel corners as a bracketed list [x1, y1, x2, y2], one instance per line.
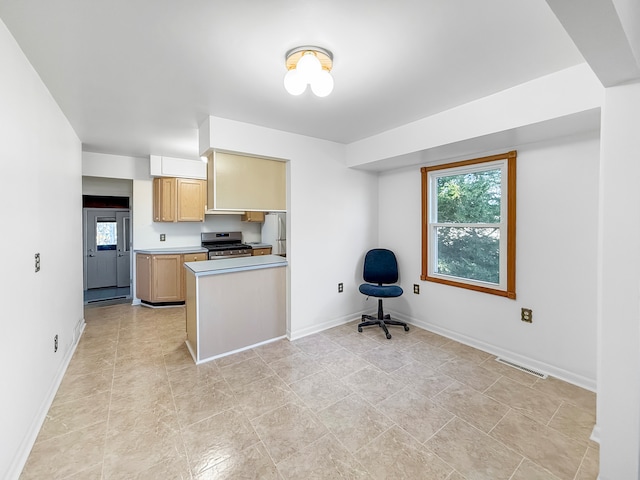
[413, 284, 420, 294]
[521, 308, 533, 323]
[34, 253, 40, 272]
[54, 334, 58, 353]
[338, 283, 343, 293]
[160, 234, 166, 241]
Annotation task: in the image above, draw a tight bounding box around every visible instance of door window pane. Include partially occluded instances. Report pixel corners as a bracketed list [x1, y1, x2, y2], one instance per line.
[96, 217, 117, 251]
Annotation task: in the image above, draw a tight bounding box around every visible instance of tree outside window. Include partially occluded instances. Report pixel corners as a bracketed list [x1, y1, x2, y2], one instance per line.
[421, 151, 516, 298]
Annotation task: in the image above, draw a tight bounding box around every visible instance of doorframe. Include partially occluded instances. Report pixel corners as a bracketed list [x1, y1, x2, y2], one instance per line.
[83, 207, 132, 291]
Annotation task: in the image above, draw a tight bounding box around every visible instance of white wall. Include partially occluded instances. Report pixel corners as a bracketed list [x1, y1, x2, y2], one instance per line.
[377, 132, 600, 389]
[0, 19, 83, 480]
[597, 81, 640, 480]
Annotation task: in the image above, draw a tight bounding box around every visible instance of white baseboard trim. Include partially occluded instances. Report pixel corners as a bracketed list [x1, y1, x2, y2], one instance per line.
[192, 335, 287, 365]
[390, 310, 596, 392]
[590, 424, 601, 444]
[288, 310, 370, 341]
[7, 316, 85, 480]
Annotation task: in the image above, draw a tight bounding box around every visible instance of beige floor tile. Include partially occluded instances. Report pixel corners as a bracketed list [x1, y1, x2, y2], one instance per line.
[532, 377, 597, 412]
[269, 351, 325, 384]
[445, 472, 467, 480]
[437, 357, 501, 392]
[425, 417, 522, 480]
[166, 361, 221, 394]
[194, 442, 279, 479]
[404, 341, 456, 369]
[342, 364, 405, 404]
[511, 459, 561, 480]
[53, 369, 113, 404]
[251, 402, 328, 464]
[548, 402, 597, 445]
[408, 327, 451, 347]
[378, 387, 454, 443]
[292, 333, 341, 356]
[484, 376, 562, 424]
[432, 381, 509, 433]
[489, 410, 586, 480]
[438, 340, 492, 364]
[289, 370, 353, 411]
[102, 419, 188, 478]
[163, 342, 197, 371]
[359, 425, 453, 480]
[394, 361, 456, 398]
[329, 330, 382, 355]
[173, 380, 236, 427]
[214, 348, 257, 368]
[219, 356, 276, 392]
[181, 408, 262, 476]
[37, 391, 111, 441]
[65, 463, 104, 479]
[234, 375, 303, 419]
[253, 338, 302, 363]
[316, 346, 370, 379]
[20, 422, 108, 480]
[277, 433, 369, 479]
[357, 343, 413, 373]
[574, 445, 599, 480]
[316, 394, 393, 453]
[129, 457, 192, 480]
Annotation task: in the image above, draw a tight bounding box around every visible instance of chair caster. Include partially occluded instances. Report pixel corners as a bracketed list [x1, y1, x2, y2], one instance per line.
[386, 333, 392, 339]
[358, 327, 363, 332]
[404, 326, 410, 332]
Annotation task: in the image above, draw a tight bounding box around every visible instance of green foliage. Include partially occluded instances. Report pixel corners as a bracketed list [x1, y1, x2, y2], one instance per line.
[435, 168, 501, 284]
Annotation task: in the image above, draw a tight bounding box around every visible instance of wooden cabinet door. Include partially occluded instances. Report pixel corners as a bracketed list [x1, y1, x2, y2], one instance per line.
[241, 211, 265, 222]
[136, 254, 152, 301]
[181, 252, 207, 299]
[153, 177, 177, 222]
[177, 178, 205, 222]
[251, 248, 272, 256]
[152, 254, 182, 302]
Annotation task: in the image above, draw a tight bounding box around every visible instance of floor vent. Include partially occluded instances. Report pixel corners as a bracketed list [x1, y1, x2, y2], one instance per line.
[495, 357, 548, 379]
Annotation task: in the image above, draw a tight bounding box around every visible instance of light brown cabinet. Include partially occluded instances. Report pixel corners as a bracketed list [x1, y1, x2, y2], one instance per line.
[153, 177, 206, 222]
[136, 252, 207, 305]
[251, 247, 272, 256]
[241, 211, 265, 222]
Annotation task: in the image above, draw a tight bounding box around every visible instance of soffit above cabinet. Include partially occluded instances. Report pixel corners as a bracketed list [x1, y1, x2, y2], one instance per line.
[150, 155, 207, 180]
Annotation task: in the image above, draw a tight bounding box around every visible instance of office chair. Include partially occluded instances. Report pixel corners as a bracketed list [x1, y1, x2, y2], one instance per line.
[357, 248, 409, 339]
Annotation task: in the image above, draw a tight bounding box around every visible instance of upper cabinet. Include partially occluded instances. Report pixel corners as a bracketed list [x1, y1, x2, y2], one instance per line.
[207, 151, 286, 212]
[153, 177, 206, 222]
[150, 155, 207, 179]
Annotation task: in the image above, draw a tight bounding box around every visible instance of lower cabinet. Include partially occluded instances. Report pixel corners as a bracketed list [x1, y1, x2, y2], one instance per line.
[251, 247, 272, 256]
[136, 252, 207, 305]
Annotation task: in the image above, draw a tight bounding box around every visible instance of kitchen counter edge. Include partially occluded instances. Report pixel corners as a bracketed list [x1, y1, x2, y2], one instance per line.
[135, 246, 208, 255]
[185, 254, 287, 277]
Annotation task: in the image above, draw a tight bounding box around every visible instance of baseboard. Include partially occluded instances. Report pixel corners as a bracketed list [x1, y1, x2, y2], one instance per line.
[390, 310, 597, 392]
[590, 424, 601, 444]
[288, 310, 370, 341]
[7, 316, 85, 480]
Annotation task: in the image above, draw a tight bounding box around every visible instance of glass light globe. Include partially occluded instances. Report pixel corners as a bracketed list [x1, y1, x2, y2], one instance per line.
[295, 52, 321, 83]
[284, 68, 306, 95]
[310, 70, 334, 97]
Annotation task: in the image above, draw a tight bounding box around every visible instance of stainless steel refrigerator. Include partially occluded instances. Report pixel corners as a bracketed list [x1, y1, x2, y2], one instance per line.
[261, 213, 286, 255]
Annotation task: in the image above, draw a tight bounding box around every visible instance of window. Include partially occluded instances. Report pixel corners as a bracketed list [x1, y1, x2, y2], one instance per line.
[96, 217, 117, 251]
[421, 151, 516, 298]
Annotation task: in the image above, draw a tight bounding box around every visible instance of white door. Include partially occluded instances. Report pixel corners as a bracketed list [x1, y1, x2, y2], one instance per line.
[85, 209, 130, 289]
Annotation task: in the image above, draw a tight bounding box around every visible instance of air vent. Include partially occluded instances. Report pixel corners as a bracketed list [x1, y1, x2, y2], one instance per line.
[495, 357, 548, 379]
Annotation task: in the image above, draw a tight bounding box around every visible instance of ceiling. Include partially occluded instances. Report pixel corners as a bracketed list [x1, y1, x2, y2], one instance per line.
[0, 0, 584, 160]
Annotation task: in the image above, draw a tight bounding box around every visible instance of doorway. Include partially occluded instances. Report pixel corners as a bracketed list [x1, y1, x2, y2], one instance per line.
[83, 207, 131, 303]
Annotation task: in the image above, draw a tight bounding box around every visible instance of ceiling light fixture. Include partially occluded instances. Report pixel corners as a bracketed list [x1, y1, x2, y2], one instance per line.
[284, 46, 334, 97]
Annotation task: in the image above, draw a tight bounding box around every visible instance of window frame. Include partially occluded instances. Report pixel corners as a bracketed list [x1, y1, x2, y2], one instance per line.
[421, 151, 517, 299]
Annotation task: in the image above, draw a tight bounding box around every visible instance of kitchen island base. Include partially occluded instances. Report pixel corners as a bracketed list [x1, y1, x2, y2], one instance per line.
[185, 256, 287, 364]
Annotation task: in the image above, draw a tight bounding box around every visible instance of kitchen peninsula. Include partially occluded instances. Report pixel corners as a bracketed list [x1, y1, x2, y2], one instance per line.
[184, 255, 287, 364]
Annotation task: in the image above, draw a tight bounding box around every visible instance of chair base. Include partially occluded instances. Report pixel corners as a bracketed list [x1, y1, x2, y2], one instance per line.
[357, 298, 409, 339]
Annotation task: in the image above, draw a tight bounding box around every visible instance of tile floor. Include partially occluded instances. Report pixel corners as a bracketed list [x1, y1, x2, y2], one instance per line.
[20, 303, 599, 479]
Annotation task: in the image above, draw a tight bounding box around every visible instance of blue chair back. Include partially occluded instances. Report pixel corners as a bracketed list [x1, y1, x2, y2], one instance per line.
[363, 249, 399, 285]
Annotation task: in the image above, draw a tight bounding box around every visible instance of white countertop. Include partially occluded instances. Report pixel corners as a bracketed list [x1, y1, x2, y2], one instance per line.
[185, 254, 287, 276]
[135, 246, 208, 254]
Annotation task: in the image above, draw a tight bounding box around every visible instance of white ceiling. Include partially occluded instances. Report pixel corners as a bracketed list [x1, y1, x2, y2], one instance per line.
[0, 0, 584, 160]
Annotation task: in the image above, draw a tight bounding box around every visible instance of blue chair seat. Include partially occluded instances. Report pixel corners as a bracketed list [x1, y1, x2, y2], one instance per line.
[359, 284, 403, 298]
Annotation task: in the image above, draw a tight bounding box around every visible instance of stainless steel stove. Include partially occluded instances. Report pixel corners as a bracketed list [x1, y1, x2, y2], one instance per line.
[201, 231, 252, 260]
